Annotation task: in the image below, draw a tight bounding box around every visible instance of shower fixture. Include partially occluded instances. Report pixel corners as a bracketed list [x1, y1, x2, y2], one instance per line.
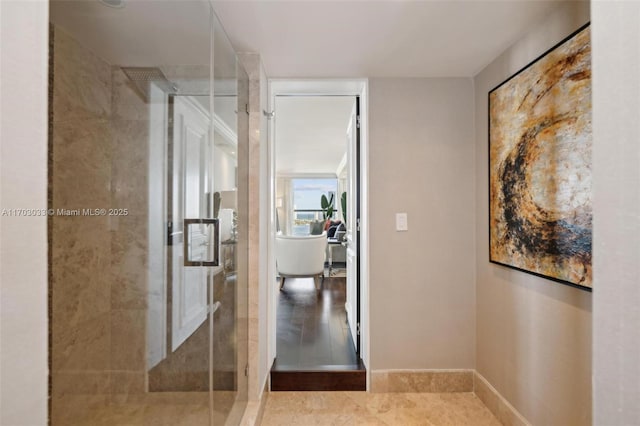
[121, 67, 178, 102]
[98, 0, 125, 8]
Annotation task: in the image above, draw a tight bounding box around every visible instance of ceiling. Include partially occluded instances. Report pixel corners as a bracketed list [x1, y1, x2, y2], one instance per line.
[50, 0, 212, 67]
[50, 0, 569, 172]
[275, 96, 355, 176]
[212, 0, 566, 78]
[50, 1, 568, 79]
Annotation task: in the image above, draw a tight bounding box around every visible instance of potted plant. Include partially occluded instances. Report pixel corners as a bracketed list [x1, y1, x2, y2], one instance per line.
[320, 193, 335, 229]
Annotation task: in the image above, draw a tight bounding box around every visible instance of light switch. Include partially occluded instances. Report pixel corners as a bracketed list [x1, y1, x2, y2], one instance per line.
[396, 213, 408, 231]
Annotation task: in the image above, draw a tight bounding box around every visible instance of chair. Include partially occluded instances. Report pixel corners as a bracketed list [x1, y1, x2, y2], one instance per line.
[275, 232, 328, 290]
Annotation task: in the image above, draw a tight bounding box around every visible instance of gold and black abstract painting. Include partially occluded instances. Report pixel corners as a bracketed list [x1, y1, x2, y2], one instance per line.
[489, 24, 592, 290]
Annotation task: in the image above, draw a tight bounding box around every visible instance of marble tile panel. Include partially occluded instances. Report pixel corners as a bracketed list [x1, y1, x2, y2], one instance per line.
[110, 371, 146, 395]
[52, 118, 112, 209]
[52, 27, 111, 123]
[248, 80, 262, 112]
[51, 395, 110, 426]
[238, 53, 261, 81]
[474, 372, 530, 426]
[110, 118, 149, 213]
[52, 312, 111, 371]
[474, 372, 500, 419]
[111, 391, 209, 407]
[51, 216, 111, 335]
[111, 68, 150, 121]
[370, 371, 389, 393]
[52, 371, 111, 396]
[247, 317, 260, 399]
[376, 370, 474, 393]
[110, 214, 148, 309]
[110, 309, 146, 371]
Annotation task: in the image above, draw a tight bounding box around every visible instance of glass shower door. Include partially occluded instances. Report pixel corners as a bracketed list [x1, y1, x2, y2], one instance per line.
[48, 1, 247, 424]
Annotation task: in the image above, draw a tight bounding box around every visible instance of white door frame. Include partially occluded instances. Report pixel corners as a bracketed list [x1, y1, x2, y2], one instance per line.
[266, 79, 370, 388]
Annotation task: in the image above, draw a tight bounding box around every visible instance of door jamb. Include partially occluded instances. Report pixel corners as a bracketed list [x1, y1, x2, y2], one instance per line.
[266, 79, 370, 389]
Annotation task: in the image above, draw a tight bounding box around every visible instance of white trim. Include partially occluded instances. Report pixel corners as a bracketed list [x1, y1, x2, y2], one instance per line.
[267, 79, 370, 384]
[212, 112, 237, 147]
[335, 152, 348, 178]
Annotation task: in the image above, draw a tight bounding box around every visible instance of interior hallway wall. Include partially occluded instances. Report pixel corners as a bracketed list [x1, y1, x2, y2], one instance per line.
[0, 1, 49, 424]
[368, 78, 476, 370]
[592, 1, 640, 423]
[473, 2, 591, 425]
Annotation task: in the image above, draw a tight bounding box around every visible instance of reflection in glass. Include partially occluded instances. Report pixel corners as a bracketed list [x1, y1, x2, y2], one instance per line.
[49, 1, 247, 424]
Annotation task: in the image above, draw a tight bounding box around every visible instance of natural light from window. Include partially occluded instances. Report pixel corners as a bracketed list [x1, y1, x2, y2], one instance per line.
[291, 178, 337, 235]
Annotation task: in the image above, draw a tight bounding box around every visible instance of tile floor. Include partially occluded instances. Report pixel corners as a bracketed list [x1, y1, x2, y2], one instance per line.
[260, 391, 501, 426]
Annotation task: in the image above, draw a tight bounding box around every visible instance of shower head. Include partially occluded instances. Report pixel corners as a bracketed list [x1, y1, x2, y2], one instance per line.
[121, 67, 178, 101]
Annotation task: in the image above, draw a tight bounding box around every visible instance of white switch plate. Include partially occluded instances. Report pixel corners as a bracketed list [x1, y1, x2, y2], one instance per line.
[396, 213, 408, 231]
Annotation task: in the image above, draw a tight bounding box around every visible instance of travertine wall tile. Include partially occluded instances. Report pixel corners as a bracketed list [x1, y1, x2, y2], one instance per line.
[110, 309, 146, 371]
[110, 119, 149, 213]
[52, 372, 111, 396]
[110, 214, 148, 310]
[111, 68, 149, 121]
[51, 216, 111, 336]
[52, 119, 112, 209]
[109, 371, 146, 395]
[52, 28, 111, 123]
[51, 23, 115, 399]
[52, 313, 111, 371]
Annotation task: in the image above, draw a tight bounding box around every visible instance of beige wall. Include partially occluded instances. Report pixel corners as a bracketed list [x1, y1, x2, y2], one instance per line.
[474, 3, 591, 425]
[592, 2, 640, 423]
[0, 2, 49, 424]
[369, 78, 476, 370]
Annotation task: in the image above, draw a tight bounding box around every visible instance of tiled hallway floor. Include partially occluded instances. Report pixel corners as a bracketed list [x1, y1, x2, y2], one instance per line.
[261, 391, 501, 426]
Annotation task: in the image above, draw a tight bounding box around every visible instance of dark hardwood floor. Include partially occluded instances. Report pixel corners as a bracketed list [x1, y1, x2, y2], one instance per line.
[271, 270, 366, 391]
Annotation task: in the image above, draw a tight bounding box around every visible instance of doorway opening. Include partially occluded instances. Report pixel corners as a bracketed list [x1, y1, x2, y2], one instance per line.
[267, 81, 368, 391]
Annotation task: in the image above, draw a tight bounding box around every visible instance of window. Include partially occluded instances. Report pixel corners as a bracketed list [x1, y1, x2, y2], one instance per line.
[291, 178, 337, 235]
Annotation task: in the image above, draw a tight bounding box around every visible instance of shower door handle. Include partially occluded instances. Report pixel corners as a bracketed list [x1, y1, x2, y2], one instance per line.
[184, 218, 219, 267]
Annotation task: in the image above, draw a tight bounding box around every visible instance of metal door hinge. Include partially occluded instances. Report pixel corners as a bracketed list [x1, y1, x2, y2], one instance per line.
[244, 364, 249, 377]
[356, 115, 361, 129]
[356, 218, 361, 232]
[356, 323, 361, 336]
[245, 103, 250, 114]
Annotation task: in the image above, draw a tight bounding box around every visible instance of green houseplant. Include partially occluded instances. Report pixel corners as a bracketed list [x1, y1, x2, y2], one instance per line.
[320, 193, 335, 221]
[341, 192, 347, 224]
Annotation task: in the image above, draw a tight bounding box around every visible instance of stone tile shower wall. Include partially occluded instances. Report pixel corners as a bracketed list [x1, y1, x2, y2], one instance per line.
[50, 25, 149, 401]
[50, 26, 239, 410]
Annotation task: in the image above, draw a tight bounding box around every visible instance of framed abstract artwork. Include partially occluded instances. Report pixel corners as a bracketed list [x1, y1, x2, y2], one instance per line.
[488, 23, 592, 291]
